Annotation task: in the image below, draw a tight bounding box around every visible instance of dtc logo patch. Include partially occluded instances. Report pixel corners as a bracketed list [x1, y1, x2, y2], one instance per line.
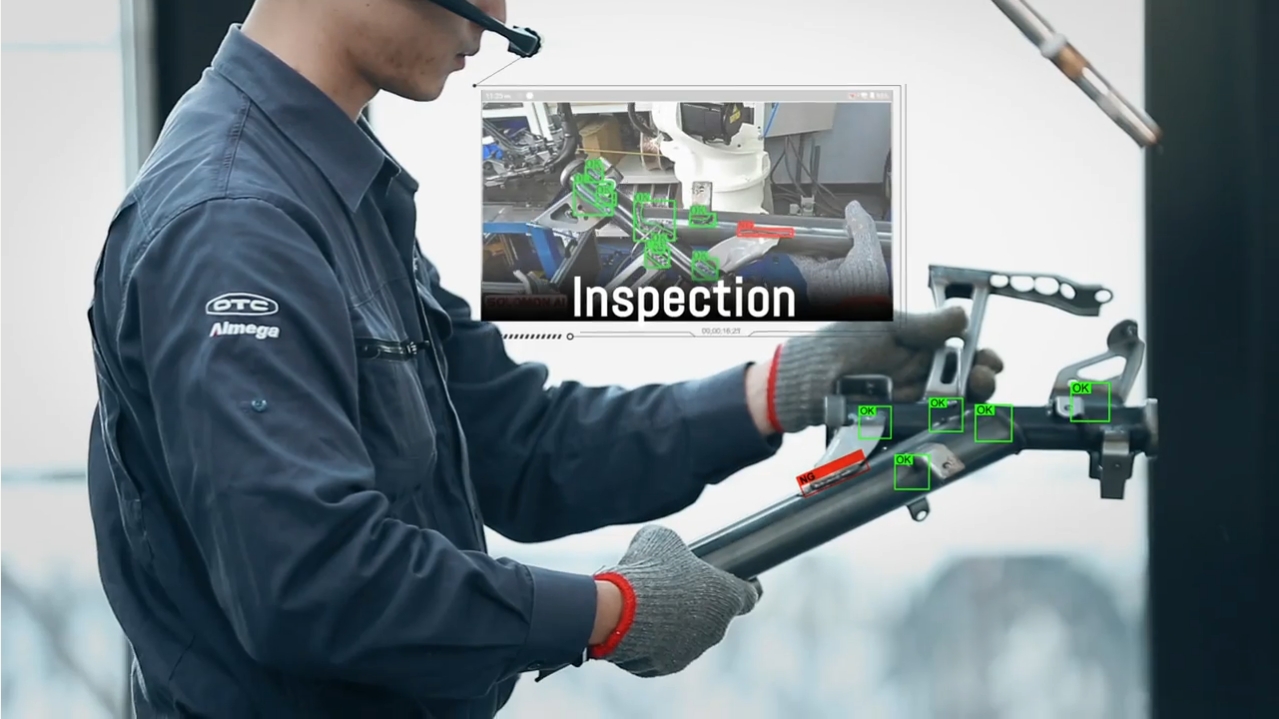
[205, 292, 278, 316]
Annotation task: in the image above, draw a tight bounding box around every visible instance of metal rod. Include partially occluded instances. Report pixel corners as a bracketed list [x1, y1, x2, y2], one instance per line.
[990, 0, 1161, 147]
[844, 403, 1155, 452]
[643, 213, 890, 262]
[574, 180, 892, 261]
[691, 396, 1157, 580]
[691, 413, 1021, 580]
[557, 171, 894, 266]
[480, 281, 529, 295]
[122, 641, 135, 719]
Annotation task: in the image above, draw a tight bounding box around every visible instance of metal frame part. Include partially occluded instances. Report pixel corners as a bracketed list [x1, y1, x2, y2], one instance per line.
[533, 158, 892, 291]
[923, 266, 1114, 397]
[689, 266, 1157, 581]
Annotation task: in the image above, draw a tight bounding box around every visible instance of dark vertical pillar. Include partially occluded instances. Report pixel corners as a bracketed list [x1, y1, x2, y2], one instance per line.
[146, 0, 371, 146]
[152, 0, 254, 131]
[1145, 0, 1278, 717]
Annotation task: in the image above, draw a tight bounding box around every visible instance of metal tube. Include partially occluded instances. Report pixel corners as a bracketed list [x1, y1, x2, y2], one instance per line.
[691, 413, 1021, 580]
[570, 180, 893, 262]
[637, 211, 890, 263]
[990, 0, 1161, 147]
[843, 403, 1156, 453]
[480, 281, 529, 295]
[607, 187, 862, 234]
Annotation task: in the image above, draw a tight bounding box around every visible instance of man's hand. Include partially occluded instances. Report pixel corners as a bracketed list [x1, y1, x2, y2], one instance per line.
[747, 306, 1004, 435]
[789, 200, 891, 304]
[588, 526, 759, 678]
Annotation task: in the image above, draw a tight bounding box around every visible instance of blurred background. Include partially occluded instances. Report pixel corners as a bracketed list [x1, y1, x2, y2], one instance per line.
[1, 1, 1272, 718]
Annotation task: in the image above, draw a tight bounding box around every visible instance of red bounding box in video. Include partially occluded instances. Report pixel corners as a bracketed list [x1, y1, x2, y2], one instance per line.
[796, 449, 871, 497]
[736, 220, 796, 240]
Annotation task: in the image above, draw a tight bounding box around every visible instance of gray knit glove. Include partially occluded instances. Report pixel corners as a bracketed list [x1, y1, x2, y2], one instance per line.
[767, 306, 1004, 433]
[790, 200, 891, 304]
[591, 526, 759, 678]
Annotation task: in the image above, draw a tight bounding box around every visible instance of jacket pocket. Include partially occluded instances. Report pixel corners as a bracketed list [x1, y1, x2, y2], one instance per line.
[96, 392, 157, 570]
[353, 338, 438, 499]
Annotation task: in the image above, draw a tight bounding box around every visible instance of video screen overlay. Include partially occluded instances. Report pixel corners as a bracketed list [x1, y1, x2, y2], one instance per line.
[480, 88, 897, 322]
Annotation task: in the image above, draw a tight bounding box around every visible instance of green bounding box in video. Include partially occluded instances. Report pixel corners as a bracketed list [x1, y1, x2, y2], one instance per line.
[973, 403, 1015, 443]
[893, 452, 931, 491]
[856, 404, 893, 440]
[927, 396, 964, 433]
[1068, 380, 1112, 423]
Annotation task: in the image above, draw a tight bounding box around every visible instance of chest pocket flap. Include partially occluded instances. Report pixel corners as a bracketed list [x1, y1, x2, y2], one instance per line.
[353, 337, 438, 499]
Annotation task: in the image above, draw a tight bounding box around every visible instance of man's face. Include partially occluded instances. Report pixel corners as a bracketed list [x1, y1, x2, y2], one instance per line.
[340, 0, 508, 102]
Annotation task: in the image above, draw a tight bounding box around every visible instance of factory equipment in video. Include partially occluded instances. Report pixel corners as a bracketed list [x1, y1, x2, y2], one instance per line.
[478, 92, 898, 322]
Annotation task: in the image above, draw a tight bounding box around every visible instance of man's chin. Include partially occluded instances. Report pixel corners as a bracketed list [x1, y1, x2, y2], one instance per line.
[387, 76, 449, 103]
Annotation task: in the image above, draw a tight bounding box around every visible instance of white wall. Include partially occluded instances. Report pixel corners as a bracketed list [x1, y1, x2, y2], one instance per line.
[1, 2, 129, 471]
[765, 102, 893, 184]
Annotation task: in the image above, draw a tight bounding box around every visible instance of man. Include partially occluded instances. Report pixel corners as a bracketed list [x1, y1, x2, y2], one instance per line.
[86, 1, 1003, 716]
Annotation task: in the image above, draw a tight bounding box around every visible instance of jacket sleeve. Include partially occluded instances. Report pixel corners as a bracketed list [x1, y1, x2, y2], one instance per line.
[121, 197, 596, 698]
[423, 257, 783, 543]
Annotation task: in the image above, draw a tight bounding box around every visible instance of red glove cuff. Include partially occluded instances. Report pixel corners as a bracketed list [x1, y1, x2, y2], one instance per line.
[765, 344, 784, 435]
[588, 572, 638, 659]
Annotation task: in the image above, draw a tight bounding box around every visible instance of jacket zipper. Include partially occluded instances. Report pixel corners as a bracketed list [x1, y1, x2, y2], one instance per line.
[355, 338, 430, 360]
[409, 254, 486, 545]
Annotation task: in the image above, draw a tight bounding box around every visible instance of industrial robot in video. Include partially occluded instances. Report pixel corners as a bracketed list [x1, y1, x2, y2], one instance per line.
[482, 101, 893, 321]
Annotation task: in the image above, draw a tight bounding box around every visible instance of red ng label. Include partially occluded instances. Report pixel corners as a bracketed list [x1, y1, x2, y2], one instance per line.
[796, 449, 871, 497]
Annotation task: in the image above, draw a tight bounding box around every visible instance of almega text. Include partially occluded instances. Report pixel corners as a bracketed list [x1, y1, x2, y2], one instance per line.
[573, 276, 796, 321]
[209, 321, 280, 340]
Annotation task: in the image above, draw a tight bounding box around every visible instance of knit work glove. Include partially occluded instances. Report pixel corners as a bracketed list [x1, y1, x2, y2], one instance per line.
[790, 200, 891, 305]
[590, 526, 760, 678]
[765, 306, 1004, 433]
